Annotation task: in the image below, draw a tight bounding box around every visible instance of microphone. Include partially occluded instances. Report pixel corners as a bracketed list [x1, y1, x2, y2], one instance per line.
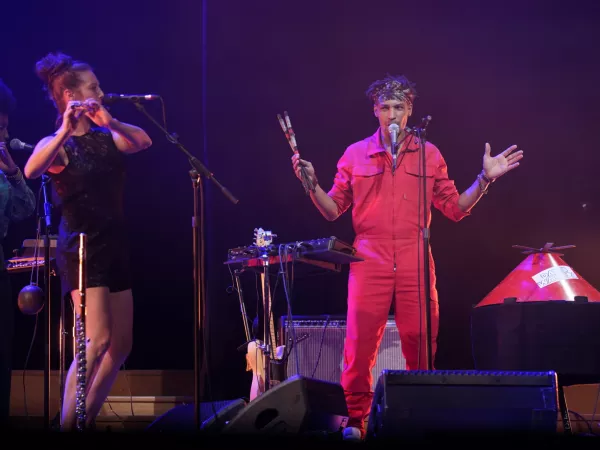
[9, 138, 34, 151]
[102, 93, 161, 105]
[388, 123, 400, 173]
[412, 115, 432, 133]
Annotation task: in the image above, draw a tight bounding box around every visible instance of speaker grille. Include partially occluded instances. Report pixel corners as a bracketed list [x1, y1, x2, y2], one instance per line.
[280, 316, 406, 390]
[367, 369, 559, 438]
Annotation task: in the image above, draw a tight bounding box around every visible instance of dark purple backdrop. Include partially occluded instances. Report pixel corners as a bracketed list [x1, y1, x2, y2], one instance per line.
[2, 0, 599, 401]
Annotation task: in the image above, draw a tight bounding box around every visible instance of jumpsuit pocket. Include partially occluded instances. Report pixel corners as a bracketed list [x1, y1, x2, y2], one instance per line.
[402, 162, 436, 203]
[351, 164, 385, 204]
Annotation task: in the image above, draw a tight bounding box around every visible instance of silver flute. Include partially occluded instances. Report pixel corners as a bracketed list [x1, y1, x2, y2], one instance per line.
[75, 233, 88, 431]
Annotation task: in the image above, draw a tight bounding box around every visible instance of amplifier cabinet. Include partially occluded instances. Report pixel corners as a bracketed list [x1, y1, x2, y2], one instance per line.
[279, 315, 406, 390]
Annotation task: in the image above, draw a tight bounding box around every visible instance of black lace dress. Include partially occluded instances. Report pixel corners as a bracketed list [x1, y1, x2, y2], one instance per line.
[48, 126, 131, 299]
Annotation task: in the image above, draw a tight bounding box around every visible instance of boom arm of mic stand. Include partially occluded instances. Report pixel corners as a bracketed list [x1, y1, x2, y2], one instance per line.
[132, 102, 239, 205]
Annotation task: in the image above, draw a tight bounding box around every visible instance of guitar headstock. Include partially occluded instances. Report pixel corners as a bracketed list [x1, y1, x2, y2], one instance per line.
[253, 228, 277, 248]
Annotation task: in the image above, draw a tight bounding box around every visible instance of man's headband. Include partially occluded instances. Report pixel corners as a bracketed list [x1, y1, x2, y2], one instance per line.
[367, 77, 417, 106]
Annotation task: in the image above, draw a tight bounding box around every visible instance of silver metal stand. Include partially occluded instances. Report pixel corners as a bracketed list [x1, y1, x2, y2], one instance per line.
[232, 269, 252, 348]
[258, 253, 273, 392]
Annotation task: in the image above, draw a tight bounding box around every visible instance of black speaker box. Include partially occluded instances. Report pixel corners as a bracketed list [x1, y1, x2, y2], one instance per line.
[367, 370, 559, 439]
[146, 398, 247, 433]
[222, 375, 348, 436]
[471, 302, 600, 382]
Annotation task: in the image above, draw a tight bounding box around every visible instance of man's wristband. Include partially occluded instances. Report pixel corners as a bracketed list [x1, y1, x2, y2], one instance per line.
[480, 170, 494, 184]
[477, 170, 492, 194]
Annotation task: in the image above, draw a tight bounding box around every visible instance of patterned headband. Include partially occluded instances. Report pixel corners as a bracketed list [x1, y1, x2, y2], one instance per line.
[367, 77, 417, 105]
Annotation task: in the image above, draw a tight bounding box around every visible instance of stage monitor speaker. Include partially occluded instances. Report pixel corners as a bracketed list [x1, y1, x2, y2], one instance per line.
[146, 398, 247, 433]
[222, 375, 348, 437]
[280, 315, 405, 389]
[367, 370, 559, 439]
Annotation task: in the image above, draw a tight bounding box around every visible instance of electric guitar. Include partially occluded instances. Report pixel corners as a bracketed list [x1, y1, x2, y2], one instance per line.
[245, 228, 286, 400]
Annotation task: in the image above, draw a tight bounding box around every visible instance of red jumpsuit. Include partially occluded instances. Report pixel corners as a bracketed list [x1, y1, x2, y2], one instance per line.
[327, 128, 470, 434]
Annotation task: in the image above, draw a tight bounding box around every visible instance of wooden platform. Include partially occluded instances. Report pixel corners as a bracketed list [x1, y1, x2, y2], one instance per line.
[9, 369, 194, 431]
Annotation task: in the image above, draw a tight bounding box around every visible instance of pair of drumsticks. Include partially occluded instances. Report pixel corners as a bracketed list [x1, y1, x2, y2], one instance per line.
[277, 111, 316, 195]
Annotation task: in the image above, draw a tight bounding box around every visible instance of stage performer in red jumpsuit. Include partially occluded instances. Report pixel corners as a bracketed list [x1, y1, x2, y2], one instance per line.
[291, 74, 524, 440]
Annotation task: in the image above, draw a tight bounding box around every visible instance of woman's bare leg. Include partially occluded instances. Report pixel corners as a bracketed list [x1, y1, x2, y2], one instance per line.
[61, 287, 112, 430]
[83, 289, 133, 423]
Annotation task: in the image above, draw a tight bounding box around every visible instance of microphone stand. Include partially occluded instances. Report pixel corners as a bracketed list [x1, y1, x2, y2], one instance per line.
[40, 175, 53, 429]
[414, 121, 433, 371]
[131, 102, 239, 431]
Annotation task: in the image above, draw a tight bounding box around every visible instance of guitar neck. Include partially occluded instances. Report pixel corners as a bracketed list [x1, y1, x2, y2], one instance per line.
[269, 312, 277, 359]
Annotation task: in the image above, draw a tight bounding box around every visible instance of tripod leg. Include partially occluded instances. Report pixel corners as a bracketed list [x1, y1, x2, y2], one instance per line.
[233, 270, 252, 343]
[558, 382, 572, 435]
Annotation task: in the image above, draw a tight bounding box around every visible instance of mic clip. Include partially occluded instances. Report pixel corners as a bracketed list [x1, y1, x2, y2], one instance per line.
[407, 115, 433, 135]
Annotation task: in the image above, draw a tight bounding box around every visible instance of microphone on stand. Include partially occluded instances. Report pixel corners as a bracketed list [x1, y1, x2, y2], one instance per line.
[9, 138, 34, 151]
[409, 115, 432, 134]
[388, 123, 400, 173]
[102, 93, 161, 105]
[41, 174, 52, 229]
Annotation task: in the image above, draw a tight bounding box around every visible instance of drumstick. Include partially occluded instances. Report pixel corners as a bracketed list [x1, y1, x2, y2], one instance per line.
[277, 114, 295, 153]
[277, 112, 315, 193]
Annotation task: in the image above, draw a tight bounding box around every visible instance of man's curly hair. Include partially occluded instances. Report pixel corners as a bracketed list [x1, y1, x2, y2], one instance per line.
[0, 78, 17, 116]
[365, 74, 417, 106]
